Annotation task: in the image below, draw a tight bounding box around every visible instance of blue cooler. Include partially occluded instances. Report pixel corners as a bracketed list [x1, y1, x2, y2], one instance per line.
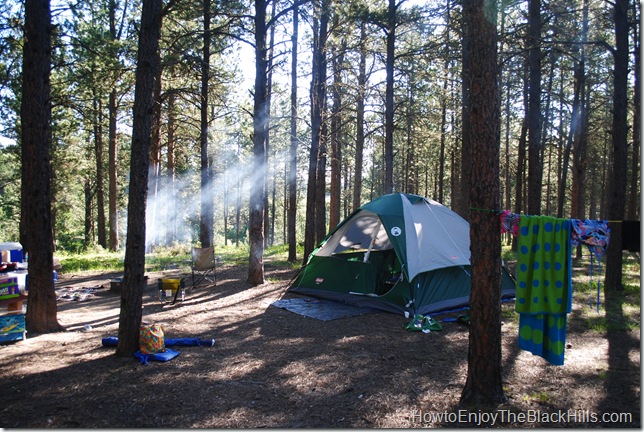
[0, 242, 23, 263]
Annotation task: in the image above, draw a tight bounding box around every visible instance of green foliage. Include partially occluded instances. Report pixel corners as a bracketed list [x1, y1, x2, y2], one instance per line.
[56, 250, 126, 273]
[0, 145, 21, 242]
[55, 241, 306, 274]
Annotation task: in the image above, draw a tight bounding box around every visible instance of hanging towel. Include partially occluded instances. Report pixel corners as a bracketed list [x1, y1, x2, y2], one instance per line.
[500, 210, 521, 236]
[516, 216, 572, 365]
[571, 219, 610, 259]
[571, 219, 610, 312]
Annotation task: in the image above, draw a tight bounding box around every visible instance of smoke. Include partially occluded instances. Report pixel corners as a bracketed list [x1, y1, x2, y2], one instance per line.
[144, 151, 275, 250]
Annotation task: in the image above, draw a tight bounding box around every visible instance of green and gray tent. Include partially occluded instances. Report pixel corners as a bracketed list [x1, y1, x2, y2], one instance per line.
[290, 193, 515, 316]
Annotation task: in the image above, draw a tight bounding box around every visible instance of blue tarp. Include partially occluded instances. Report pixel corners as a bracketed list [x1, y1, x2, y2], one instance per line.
[271, 297, 380, 321]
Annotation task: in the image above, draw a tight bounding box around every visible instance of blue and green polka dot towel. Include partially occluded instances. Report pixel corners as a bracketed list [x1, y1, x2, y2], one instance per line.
[516, 216, 572, 365]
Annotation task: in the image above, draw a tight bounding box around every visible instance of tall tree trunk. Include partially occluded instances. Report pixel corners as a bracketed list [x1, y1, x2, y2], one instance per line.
[94, 96, 107, 248]
[570, 0, 589, 223]
[405, 81, 416, 194]
[236, 140, 242, 247]
[527, 0, 543, 215]
[199, 0, 213, 248]
[304, 0, 328, 261]
[604, 0, 629, 292]
[383, 0, 396, 194]
[287, 0, 299, 262]
[108, 0, 121, 252]
[557, 56, 582, 219]
[248, 0, 268, 285]
[314, 0, 329, 244]
[166, 87, 177, 244]
[116, 0, 162, 356]
[457, 4, 472, 220]
[148, 56, 162, 250]
[84, 177, 93, 245]
[460, 0, 506, 406]
[108, 88, 119, 251]
[264, 0, 276, 249]
[438, 82, 447, 202]
[540, 44, 556, 216]
[22, 0, 63, 334]
[329, 25, 345, 230]
[353, 21, 367, 213]
[315, 110, 328, 243]
[438, 0, 451, 203]
[627, 22, 640, 220]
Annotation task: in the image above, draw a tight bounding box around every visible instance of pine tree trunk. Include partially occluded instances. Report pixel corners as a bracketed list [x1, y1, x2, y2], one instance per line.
[149, 57, 162, 250]
[383, 0, 396, 194]
[457, 7, 472, 220]
[460, 0, 506, 407]
[22, 0, 64, 334]
[108, 88, 119, 251]
[287, 0, 299, 262]
[329, 27, 345, 230]
[166, 86, 177, 244]
[108, 0, 120, 252]
[264, 1, 276, 249]
[84, 177, 92, 244]
[304, 0, 327, 260]
[604, 0, 629, 292]
[627, 25, 640, 220]
[353, 22, 367, 213]
[527, 0, 543, 215]
[248, 0, 268, 285]
[116, 0, 162, 356]
[94, 96, 107, 247]
[314, 0, 329, 245]
[200, 0, 213, 248]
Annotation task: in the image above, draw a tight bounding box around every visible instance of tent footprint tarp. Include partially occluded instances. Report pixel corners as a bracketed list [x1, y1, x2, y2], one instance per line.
[289, 193, 515, 316]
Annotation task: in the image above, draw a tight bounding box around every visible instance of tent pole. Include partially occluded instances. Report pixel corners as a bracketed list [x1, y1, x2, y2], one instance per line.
[363, 220, 382, 263]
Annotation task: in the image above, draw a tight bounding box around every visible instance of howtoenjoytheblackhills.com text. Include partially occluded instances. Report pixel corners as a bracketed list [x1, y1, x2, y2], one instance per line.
[409, 408, 634, 427]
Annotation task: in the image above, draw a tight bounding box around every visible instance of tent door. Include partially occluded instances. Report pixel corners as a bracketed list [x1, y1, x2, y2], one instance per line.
[374, 249, 403, 296]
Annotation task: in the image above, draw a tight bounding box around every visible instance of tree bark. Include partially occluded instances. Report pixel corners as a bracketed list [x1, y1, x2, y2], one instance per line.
[353, 21, 367, 213]
[108, 0, 121, 252]
[199, 0, 213, 248]
[166, 80, 177, 244]
[526, 0, 542, 215]
[460, 0, 506, 406]
[457, 3, 472, 220]
[569, 0, 589, 223]
[248, 0, 268, 285]
[383, 0, 396, 194]
[329, 25, 345, 230]
[604, 0, 629, 292]
[315, 0, 329, 244]
[148, 54, 162, 250]
[627, 22, 640, 220]
[108, 88, 119, 251]
[94, 95, 107, 247]
[287, 0, 299, 262]
[304, 0, 328, 261]
[21, 0, 64, 334]
[116, 0, 162, 356]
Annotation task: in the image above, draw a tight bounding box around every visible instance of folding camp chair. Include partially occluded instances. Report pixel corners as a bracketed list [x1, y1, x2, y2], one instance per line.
[191, 247, 217, 289]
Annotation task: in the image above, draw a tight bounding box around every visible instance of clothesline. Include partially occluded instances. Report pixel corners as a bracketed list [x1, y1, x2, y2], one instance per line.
[469, 206, 623, 223]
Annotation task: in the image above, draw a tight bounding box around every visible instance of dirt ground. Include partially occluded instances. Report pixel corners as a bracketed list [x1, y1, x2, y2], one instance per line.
[0, 260, 640, 428]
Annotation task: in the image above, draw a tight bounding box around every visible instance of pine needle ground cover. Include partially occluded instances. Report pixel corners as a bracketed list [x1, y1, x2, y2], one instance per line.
[0, 251, 639, 428]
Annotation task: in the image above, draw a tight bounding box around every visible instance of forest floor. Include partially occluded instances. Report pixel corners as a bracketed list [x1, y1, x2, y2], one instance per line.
[0, 255, 640, 428]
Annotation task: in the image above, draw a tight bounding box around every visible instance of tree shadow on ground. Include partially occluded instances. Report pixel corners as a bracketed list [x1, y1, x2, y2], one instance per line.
[598, 286, 641, 427]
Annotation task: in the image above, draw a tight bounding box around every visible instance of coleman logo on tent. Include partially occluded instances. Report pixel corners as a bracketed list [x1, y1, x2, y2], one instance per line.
[390, 226, 402, 237]
[315, 278, 324, 284]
